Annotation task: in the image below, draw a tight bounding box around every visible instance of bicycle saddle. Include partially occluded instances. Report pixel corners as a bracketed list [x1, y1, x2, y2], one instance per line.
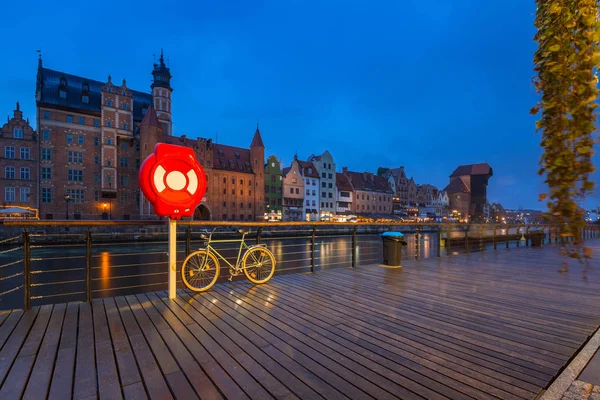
[199, 233, 208, 239]
[238, 229, 250, 235]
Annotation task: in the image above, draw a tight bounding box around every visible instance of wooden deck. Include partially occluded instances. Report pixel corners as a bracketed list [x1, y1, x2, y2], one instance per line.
[0, 243, 599, 400]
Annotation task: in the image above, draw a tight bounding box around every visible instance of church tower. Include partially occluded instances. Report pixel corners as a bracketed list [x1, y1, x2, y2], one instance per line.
[250, 124, 265, 220]
[151, 49, 173, 136]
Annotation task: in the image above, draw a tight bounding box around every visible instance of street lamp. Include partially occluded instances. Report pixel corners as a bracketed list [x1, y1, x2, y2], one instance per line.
[64, 194, 71, 220]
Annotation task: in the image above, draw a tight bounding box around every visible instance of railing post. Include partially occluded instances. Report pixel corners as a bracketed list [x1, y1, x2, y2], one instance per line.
[493, 225, 497, 251]
[256, 227, 263, 245]
[415, 225, 420, 260]
[311, 226, 316, 273]
[86, 229, 92, 303]
[352, 225, 358, 268]
[555, 226, 558, 243]
[23, 229, 31, 310]
[525, 226, 530, 247]
[185, 227, 192, 256]
[436, 226, 441, 258]
[479, 224, 484, 253]
[465, 225, 469, 254]
[506, 225, 510, 249]
[516, 226, 520, 248]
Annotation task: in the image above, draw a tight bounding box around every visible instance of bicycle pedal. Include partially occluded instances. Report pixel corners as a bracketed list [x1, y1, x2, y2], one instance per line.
[228, 276, 233, 282]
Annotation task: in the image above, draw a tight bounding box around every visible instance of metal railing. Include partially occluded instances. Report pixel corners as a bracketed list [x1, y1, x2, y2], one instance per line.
[0, 220, 598, 310]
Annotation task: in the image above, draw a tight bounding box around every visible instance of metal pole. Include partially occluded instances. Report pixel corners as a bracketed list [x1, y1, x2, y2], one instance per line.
[311, 226, 316, 272]
[465, 225, 469, 254]
[168, 218, 177, 299]
[525, 226, 530, 247]
[185, 227, 191, 256]
[479, 224, 484, 253]
[493, 225, 497, 251]
[257, 227, 263, 245]
[86, 229, 92, 303]
[23, 229, 31, 310]
[436, 226, 441, 258]
[415, 225, 420, 260]
[352, 225, 357, 268]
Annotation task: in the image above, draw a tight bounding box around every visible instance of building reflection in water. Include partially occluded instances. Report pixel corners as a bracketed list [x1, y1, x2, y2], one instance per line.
[100, 251, 110, 292]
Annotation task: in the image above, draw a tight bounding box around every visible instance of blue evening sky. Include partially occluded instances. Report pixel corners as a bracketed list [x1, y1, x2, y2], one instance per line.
[1, 0, 598, 210]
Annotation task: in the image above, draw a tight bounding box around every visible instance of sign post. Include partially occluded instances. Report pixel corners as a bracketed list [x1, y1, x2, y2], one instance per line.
[139, 143, 207, 299]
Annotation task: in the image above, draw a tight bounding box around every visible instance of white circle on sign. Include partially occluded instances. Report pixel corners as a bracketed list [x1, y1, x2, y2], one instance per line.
[165, 170, 186, 190]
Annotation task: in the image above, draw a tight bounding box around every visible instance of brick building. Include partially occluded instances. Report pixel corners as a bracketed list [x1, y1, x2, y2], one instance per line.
[1, 102, 37, 212]
[341, 168, 393, 214]
[444, 163, 493, 223]
[34, 52, 265, 220]
[281, 158, 304, 221]
[264, 154, 283, 220]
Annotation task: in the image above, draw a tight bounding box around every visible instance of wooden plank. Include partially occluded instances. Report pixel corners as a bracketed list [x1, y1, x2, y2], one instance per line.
[103, 297, 143, 389]
[48, 302, 79, 400]
[23, 303, 66, 400]
[0, 304, 53, 399]
[135, 293, 225, 400]
[114, 296, 173, 400]
[123, 382, 149, 400]
[73, 302, 97, 400]
[0, 310, 12, 330]
[92, 299, 123, 400]
[0, 311, 23, 351]
[144, 292, 248, 400]
[0, 307, 39, 387]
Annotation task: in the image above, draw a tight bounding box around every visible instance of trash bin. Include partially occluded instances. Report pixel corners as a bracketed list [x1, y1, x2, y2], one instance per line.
[530, 230, 544, 247]
[380, 232, 407, 266]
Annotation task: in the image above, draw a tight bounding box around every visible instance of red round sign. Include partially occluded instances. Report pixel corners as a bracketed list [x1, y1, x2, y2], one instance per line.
[139, 143, 207, 219]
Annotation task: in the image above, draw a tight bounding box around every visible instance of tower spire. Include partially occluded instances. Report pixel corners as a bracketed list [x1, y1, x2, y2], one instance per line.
[160, 48, 165, 66]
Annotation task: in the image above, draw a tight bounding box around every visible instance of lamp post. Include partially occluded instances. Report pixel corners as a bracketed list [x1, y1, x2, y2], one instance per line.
[108, 181, 112, 220]
[64, 194, 71, 220]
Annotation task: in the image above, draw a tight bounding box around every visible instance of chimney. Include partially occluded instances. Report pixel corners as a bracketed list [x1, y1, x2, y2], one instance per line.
[342, 166, 348, 173]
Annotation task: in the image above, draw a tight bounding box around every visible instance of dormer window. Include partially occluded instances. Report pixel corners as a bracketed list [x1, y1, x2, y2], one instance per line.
[59, 90, 67, 99]
[106, 99, 112, 107]
[122, 104, 128, 111]
[82, 95, 89, 104]
[60, 77, 67, 86]
[82, 83, 89, 92]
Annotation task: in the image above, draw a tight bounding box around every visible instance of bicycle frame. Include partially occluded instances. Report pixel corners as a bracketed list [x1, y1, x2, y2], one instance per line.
[200, 228, 264, 274]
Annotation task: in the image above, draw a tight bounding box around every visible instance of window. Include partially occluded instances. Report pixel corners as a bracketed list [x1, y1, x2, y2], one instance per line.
[306, 200, 310, 206]
[122, 123, 127, 130]
[240, 215, 244, 221]
[93, 119, 99, 128]
[248, 202, 251, 208]
[249, 180, 252, 186]
[42, 167, 52, 180]
[78, 116, 85, 125]
[59, 90, 67, 99]
[120, 157, 129, 168]
[321, 172, 326, 178]
[312, 200, 316, 206]
[41, 188, 52, 203]
[42, 148, 52, 161]
[222, 214, 227, 220]
[323, 163, 326, 168]
[67, 169, 83, 182]
[306, 190, 310, 195]
[66, 189, 85, 203]
[78, 136, 84, 145]
[328, 173, 332, 179]
[322, 192, 325, 198]
[107, 121, 112, 128]
[119, 192, 128, 204]
[93, 173, 100, 183]
[248, 214, 252, 220]
[43, 111, 50, 120]
[67, 134, 73, 144]
[223, 178, 226, 184]
[265, 186, 269, 193]
[82, 95, 89, 104]
[289, 188, 294, 194]
[94, 191, 99, 201]
[68, 151, 83, 164]
[66, 115, 73, 123]
[121, 142, 127, 151]
[42, 130, 50, 141]
[328, 164, 331, 169]
[321, 202, 324, 208]
[93, 137, 99, 146]
[5, 146, 15, 159]
[231, 189, 235, 195]
[106, 100, 112, 107]
[292, 178, 297, 184]
[271, 176, 275, 182]
[328, 183, 333, 189]
[231, 178, 235, 184]
[13, 128, 23, 139]
[240, 202, 244, 209]
[295, 188, 299, 194]
[106, 160, 112, 167]
[4, 166, 15, 179]
[94, 156, 99, 165]
[20, 187, 30, 202]
[122, 104, 128, 111]
[135, 143, 140, 151]
[135, 159, 140, 169]
[107, 175, 113, 184]
[322, 182, 326, 188]
[120, 175, 129, 187]
[232, 214, 236, 220]
[312, 190, 316, 196]
[223, 189, 226, 194]
[19, 147, 30, 160]
[249, 190, 252, 196]
[4, 187, 15, 202]
[107, 138, 113, 145]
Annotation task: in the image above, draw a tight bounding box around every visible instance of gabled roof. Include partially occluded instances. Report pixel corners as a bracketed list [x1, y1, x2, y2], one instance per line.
[250, 125, 264, 147]
[344, 171, 393, 193]
[443, 179, 470, 194]
[212, 144, 253, 174]
[297, 160, 319, 178]
[37, 67, 152, 121]
[336, 173, 354, 191]
[140, 106, 160, 127]
[450, 163, 492, 177]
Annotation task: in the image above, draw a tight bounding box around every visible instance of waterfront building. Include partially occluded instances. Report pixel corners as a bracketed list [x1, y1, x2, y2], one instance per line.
[264, 154, 283, 221]
[341, 167, 393, 215]
[383, 166, 418, 207]
[444, 163, 493, 223]
[281, 157, 304, 221]
[335, 173, 354, 214]
[307, 150, 336, 220]
[296, 159, 320, 221]
[0, 103, 37, 212]
[34, 53, 265, 220]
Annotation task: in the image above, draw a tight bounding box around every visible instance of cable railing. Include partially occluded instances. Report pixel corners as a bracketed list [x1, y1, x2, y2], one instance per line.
[0, 220, 598, 310]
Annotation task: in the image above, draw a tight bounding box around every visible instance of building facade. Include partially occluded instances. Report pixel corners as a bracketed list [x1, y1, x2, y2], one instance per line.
[1, 103, 37, 212]
[444, 163, 493, 223]
[342, 168, 393, 214]
[308, 150, 336, 220]
[34, 53, 265, 221]
[297, 160, 319, 221]
[282, 158, 304, 221]
[335, 173, 354, 214]
[264, 154, 283, 220]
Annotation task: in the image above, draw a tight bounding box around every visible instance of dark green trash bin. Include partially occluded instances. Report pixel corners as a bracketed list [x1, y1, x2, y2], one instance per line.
[530, 230, 544, 247]
[380, 232, 407, 266]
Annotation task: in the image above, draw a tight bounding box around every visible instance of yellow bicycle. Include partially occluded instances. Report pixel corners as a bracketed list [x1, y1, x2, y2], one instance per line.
[181, 228, 276, 292]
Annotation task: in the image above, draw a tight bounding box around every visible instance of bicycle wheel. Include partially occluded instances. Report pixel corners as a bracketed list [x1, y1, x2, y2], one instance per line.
[181, 249, 220, 292]
[242, 247, 276, 284]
